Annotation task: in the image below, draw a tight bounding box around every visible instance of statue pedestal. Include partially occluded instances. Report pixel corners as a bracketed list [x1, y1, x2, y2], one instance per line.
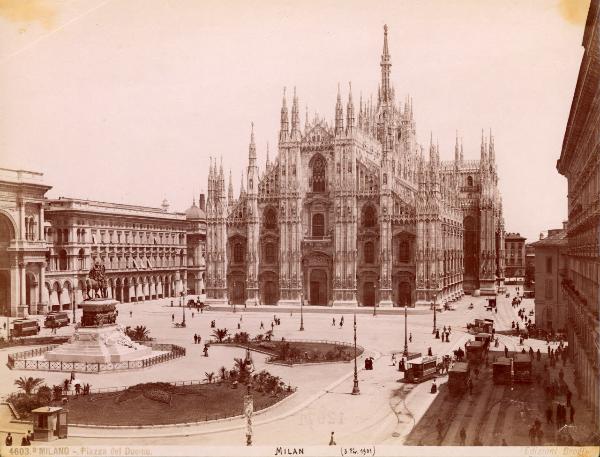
[44, 298, 152, 363]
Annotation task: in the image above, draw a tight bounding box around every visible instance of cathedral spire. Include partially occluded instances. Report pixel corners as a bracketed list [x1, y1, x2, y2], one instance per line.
[489, 128, 495, 163]
[460, 137, 464, 162]
[240, 171, 245, 196]
[346, 82, 355, 133]
[290, 87, 300, 139]
[455, 130, 460, 163]
[480, 129, 488, 162]
[335, 83, 344, 135]
[249, 122, 256, 162]
[279, 87, 289, 142]
[265, 142, 270, 168]
[380, 24, 392, 103]
[228, 169, 234, 204]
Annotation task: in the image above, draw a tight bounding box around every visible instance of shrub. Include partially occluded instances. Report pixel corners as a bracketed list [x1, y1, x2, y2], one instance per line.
[36, 385, 52, 405]
[52, 385, 63, 401]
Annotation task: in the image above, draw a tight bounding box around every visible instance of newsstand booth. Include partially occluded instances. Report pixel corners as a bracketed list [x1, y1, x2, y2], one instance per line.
[32, 406, 68, 441]
[513, 354, 532, 383]
[465, 341, 485, 364]
[404, 356, 437, 383]
[492, 357, 512, 384]
[448, 362, 470, 395]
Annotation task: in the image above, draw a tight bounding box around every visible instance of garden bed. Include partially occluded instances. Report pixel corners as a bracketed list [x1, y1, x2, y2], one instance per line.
[61, 381, 292, 426]
[217, 339, 364, 364]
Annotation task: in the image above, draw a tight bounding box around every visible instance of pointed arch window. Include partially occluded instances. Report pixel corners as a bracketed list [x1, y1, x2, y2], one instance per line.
[311, 155, 327, 192]
[399, 240, 410, 263]
[467, 175, 473, 187]
[312, 213, 325, 237]
[362, 205, 376, 228]
[234, 243, 245, 264]
[265, 243, 276, 264]
[364, 241, 374, 264]
[263, 207, 277, 230]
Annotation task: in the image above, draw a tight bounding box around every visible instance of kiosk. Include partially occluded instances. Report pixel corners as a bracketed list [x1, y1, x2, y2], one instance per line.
[448, 362, 470, 395]
[492, 357, 512, 384]
[31, 406, 67, 441]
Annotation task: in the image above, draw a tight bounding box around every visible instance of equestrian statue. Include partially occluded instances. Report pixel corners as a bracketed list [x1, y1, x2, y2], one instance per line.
[86, 259, 108, 299]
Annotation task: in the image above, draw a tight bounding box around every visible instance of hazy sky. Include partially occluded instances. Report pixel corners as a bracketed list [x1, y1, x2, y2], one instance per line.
[0, 0, 591, 242]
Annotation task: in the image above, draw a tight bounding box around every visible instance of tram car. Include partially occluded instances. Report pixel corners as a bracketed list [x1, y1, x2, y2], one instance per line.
[11, 319, 41, 337]
[448, 362, 470, 396]
[403, 356, 438, 383]
[465, 340, 486, 364]
[513, 353, 532, 383]
[492, 357, 513, 384]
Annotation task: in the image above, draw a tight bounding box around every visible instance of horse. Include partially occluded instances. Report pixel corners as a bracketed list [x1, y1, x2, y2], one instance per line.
[86, 278, 108, 300]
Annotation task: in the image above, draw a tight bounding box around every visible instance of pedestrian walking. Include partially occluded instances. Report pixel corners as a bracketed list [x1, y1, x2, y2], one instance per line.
[528, 425, 536, 445]
[329, 432, 336, 446]
[409, 333, 412, 343]
[192, 312, 194, 318]
[391, 353, 396, 366]
[130, 311, 132, 318]
[5, 432, 12, 446]
[237, 323, 241, 330]
[459, 427, 466, 446]
[260, 321, 264, 330]
[468, 378, 473, 395]
[566, 389, 572, 407]
[194, 334, 197, 344]
[332, 317, 336, 326]
[428, 347, 432, 356]
[171, 313, 174, 322]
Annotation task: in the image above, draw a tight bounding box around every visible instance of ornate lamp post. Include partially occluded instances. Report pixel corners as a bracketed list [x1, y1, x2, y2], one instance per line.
[244, 383, 253, 446]
[373, 282, 378, 316]
[352, 313, 360, 395]
[403, 301, 409, 358]
[432, 292, 437, 335]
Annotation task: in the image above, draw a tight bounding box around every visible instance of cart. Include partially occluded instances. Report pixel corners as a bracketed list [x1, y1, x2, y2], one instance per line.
[448, 362, 470, 396]
[403, 356, 438, 383]
[513, 354, 532, 383]
[492, 357, 512, 385]
[465, 341, 485, 365]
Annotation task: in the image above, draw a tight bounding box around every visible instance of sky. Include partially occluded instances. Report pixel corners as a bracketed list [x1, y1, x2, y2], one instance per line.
[0, 0, 591, 243]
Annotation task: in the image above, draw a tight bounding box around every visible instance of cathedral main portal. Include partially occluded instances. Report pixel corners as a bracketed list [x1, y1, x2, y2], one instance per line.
[309, 269, 328, 305]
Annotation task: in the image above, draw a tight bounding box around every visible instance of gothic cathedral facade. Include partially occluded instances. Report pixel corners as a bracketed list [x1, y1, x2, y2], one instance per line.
[205, 26, 505, 307]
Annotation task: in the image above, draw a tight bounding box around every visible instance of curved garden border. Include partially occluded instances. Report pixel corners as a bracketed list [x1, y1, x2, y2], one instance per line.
[211, 338, 364, 366]
[7, 343, 185, 373]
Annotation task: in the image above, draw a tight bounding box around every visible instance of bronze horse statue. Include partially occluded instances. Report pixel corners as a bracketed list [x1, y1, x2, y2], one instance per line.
[86, 259, 108, 299]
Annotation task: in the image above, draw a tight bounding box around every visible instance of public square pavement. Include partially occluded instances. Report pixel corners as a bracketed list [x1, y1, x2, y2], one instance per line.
[1, 285, 581, 446]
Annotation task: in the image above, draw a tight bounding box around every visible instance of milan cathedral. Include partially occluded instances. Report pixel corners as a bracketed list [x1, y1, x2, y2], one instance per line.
[205, 25, 505, 308]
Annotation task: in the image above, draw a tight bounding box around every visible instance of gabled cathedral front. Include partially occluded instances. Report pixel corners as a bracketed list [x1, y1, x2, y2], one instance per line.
[205, 25, 505, 308]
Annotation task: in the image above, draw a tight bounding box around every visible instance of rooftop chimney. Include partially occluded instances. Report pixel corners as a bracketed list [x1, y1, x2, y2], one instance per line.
[539, 232, 545, 240]
[199, 193, 206, 211]
[161, 199, 169, 212]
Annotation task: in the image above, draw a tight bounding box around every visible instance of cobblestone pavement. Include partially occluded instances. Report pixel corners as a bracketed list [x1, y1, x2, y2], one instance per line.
[3, 285, 585, 446]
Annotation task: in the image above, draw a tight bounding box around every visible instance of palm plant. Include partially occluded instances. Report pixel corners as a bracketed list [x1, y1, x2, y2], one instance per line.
[36, 385, 52, 404]
[219, 366, 228, 382]
[211, 328, 229, 343]
[204, 372, 215, 383]
[264, 329, 274, 342]
[233, 357, 252, 384]
[133, 325, 150, 341]
[14, 377, 44, 395]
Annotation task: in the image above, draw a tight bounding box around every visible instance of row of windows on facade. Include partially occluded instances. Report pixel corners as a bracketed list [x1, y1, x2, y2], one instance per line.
[45, 228, 185, 245]
[24, 217, 38, 241]
[46, 250, 186, 272]
[230, 240, 413, 265]
[54, 218, 184, 232]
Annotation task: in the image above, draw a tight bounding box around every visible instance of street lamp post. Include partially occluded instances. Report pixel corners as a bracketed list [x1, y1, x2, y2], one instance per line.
[299, 293, 304, 331]
[352, 313, 360, 395]
[244, 383, 253, 446]
[403, 301, 409, 357]
[432, 292, 437, 335]
[373, 282, 377, 316]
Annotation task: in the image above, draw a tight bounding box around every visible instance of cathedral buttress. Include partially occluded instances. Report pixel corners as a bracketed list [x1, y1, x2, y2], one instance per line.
[246, 124, 260, 306]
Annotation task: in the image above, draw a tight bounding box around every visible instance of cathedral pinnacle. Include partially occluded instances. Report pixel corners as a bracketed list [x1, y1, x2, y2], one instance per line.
[249, 122, 256, 160]
[291, 87, 300, 139]
[380, 24, 392, 103]
[335, 82, 344, 135]
[280, 87, 289, 142]
[346, 81, 355, 132]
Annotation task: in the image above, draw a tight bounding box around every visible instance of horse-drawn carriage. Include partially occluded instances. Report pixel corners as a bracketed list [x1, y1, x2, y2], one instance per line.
[492, 357, 512, 384]
[513, 353, 532, 383]
[465, 341, 486, 365]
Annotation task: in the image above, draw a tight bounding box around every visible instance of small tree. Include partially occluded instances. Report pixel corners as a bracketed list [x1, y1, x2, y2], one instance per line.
[52, 385, 63, 401]
[264, 330, 274, 342]
[234, 357, 252, 384]
[14, 377, 44, 395]
[204, 372, 215, 383]
[212, 328, 229, 343]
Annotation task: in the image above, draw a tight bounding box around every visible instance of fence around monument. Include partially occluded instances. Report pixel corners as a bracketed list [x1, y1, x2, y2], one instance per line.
[7, 343, 186, 373]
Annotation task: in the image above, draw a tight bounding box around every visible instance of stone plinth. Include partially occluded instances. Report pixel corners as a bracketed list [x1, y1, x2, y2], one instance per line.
[44, 298, 152, 363]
